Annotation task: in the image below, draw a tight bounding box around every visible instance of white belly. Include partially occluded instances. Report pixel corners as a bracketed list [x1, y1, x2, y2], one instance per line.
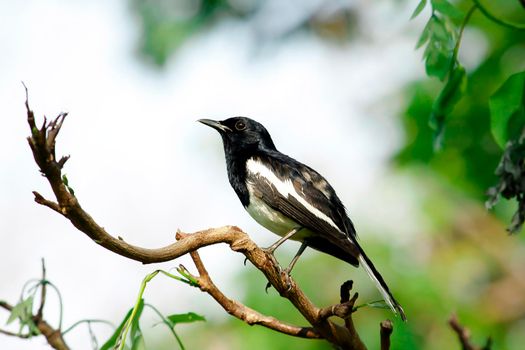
[245, 196, 312, 241]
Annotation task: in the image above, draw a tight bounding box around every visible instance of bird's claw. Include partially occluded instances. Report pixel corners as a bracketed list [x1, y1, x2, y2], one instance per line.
[265, 271, 292, 293]
[280, 269, 293, 292]
[261, 248, 293, 293]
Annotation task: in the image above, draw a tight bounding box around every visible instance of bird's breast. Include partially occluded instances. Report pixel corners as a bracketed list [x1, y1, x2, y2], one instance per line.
[245, 194, 311, 240]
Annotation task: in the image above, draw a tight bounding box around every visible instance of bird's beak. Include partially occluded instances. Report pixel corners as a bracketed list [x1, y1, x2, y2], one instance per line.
[198, 119, 232, 133]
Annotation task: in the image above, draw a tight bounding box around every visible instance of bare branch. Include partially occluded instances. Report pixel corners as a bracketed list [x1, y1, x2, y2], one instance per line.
[33, 191, 63, 215]
[318, 281, 358, 320]
[185, 247, 320, 339]
[380, 319, 393, 350]
[339, 280, 366, 349]
[449, 314, 492, 350]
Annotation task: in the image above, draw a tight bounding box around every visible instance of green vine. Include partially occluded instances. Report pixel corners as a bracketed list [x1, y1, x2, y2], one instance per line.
[412, 0, 525, 232]
[472, 0, 525, 30]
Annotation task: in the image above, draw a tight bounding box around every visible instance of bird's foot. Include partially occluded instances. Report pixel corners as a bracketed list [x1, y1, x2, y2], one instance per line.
[280, 268, 293, 293]
[261, 248, 293, 292]
[262, 249, 281, 293]
[264, 269, 293, 293]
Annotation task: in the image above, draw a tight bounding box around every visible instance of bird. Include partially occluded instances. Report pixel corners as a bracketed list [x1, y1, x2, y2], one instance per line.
[199, 117, 406, 321]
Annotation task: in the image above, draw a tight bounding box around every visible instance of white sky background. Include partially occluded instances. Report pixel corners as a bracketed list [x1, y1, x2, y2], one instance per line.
[0, 0, 426, 348]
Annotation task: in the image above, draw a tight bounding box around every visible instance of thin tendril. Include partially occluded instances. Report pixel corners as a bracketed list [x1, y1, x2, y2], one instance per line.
[145, 304, 185, 350]
[449, 5, 478, 73]
[62, 319, 115, 335]
[471, 0, 525, 30]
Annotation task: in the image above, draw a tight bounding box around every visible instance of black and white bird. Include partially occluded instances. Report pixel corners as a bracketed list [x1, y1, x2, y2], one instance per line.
[199, 117, 406, 321]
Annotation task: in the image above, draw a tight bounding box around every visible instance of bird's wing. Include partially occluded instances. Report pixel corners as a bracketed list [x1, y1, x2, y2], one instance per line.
[246, 154, 358, 249]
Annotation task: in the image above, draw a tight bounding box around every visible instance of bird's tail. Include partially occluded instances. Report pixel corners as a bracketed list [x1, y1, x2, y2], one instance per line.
[356, 245, 407, 321]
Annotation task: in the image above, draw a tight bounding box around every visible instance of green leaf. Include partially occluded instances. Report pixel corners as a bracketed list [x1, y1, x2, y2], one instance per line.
[7, 297, 33, 325]
[430, 64, 467, 149]
[364, 300, 391, 310]
[6, 298, 31, 325]
[411, 0, 427, 19]
[416, 18, 432, 49]
[61, 174, 75, 196]
[425, 44, 452, 81]
[131, 334, 145, 350]
[423, 16, 455, 81]
[354, 300, 390, 310]
[6, 296, 39, 336]
[431, 0, 464, 19]
[147, 304, 186, 349]
[166, 312, 206, 326]
[489, 72, 525, 148]
[129, 299, 145, 348]
[432, 65, 467, 116]
[100, 308, 134, 350]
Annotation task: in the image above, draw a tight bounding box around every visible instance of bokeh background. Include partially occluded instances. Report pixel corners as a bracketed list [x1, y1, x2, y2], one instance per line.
[1, 0, 525, 349]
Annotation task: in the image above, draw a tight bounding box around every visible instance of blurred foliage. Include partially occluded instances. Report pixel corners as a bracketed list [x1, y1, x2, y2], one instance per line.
[398, 0, 525, 226]
[129, 0, 525, 349]
[130, 0, 247, 66]
[486, 72, 525, 233]
[130, 0, 358, 67]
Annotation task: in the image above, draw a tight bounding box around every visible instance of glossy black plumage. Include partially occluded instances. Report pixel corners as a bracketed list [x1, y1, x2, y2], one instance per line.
[199, 116, 406, 320]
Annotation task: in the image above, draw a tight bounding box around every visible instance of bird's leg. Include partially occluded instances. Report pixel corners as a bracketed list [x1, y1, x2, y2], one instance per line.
[263, 227, 301, 293]
[263, 227, 302, 255]
[283, 242, 307, 276]
[248, 227, 302, 268]
[263, 230, 306, 293]
[277, 242, 308, 292]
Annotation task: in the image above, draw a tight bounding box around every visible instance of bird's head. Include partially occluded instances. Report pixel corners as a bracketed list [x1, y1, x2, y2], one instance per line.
[198, 117, 277, 154]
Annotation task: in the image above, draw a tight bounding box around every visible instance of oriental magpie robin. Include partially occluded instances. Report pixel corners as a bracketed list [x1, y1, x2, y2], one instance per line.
[199, 117, 406, 321]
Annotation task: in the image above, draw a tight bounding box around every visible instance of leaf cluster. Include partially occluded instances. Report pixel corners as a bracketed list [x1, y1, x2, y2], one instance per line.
[408, 0, 525, 231]
[6, 296, 39, 336]
[130, 0, 358, 67]
[413, 0, 469, 149]
[487, 72, 525, 233]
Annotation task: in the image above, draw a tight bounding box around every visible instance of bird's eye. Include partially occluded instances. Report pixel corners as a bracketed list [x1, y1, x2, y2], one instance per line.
[235, 120, 246, 131]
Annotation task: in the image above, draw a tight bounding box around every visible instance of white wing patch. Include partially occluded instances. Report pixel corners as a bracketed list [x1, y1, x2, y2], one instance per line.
[245, 158, 342, 233]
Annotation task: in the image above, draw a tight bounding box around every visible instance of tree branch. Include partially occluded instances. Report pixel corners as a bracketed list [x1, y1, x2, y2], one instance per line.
[182, 239, 320, 339]
[449, 314, 492, 350]
[380, 319, 393, 350]
[17, 89, 393, 349]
